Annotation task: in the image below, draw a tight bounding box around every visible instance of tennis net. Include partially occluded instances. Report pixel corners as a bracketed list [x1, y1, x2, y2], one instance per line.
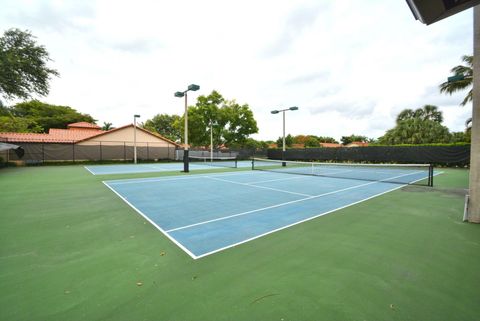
[189, 155, 238, 168]
[251, 158, 433, 186]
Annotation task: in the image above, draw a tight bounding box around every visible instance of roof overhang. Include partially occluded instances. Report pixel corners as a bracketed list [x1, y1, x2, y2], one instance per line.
[406, 0, 480, 25]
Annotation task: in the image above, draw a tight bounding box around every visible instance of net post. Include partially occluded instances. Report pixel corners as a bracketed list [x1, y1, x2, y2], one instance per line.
[234, 159, 238, 168]
[429, 164, 434, 187]
[252, 158, 255, 170]
[183, 149, 189, 172]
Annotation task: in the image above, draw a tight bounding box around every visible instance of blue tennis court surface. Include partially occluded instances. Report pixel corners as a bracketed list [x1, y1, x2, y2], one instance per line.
[85, 160, 252, 175]
[103, 168, 434, 259]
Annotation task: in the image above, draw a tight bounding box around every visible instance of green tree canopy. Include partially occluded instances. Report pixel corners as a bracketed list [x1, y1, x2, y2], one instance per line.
[293, 135, 338, 147]
[315, 136, 339, 144]
[439, 55, 473, 106]
[143, 114, 182, 142]
[176, 90, 258, 148]
[229, 137, 269, 149]
[378, 105, 452, 144]
[0, 116, 42, 132]
[275, 134, 294, 148]
[0, 29, 59, 101]
[4, 100, 95, 132]
[304, 136, 320, 147]
[396, 104, 443, 123]
[341, 134, 369, 145]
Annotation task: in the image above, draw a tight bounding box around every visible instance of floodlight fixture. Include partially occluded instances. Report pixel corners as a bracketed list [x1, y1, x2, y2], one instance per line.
[270, 106, 299, 165]
[175, 83, 201, 172]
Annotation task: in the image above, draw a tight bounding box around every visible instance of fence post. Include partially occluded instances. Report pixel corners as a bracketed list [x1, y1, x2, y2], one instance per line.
[124, 142, 126, 161]
[72, 141, 75, 162]
[99, 141, 102, 161]
[42, 140, 45, 162]
[147, 142, 149, 160]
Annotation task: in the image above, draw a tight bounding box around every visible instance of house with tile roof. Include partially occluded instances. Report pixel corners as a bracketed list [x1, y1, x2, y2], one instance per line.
[345, 141, 369, 147]
[320, 142, 342, 148]
[0, 122, 180, 162]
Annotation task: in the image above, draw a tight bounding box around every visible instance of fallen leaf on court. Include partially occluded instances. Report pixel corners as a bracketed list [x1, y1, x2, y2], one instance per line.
[192, 276, 197, 280]
[160, 251, 166, 256]
[136, 282, 143, 286]
[390, 304, 395, 310]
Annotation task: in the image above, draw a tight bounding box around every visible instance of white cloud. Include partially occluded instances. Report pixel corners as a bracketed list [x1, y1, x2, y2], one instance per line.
[0, 0, 474, 141]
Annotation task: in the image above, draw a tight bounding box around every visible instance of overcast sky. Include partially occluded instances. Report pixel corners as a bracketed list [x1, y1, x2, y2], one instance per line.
[0, 0, 474, 141]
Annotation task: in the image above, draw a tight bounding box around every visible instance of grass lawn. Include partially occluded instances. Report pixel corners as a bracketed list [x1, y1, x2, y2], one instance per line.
[0, 165, 479, 321]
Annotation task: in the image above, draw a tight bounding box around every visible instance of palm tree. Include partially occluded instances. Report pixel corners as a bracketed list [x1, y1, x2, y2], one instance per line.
[396, 105, 442, 123]
[421, 104, 443, 123]
[439, 55, 473, 106]
[102, 122, 113, 131]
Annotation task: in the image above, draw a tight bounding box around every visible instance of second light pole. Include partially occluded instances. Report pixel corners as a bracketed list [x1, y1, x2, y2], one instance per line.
[271, 106, 299, 164]
[175, 84, 200, 172]
[133, 114, 141, 164]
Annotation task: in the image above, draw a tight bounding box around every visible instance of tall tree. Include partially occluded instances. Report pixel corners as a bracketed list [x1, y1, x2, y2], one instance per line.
[143, 114, 182, 142]
[177, 91, 258, 148]
[378, 105, 452, 144]
[439, 55, 473, 106]
[0, 29, 59, 101]
[5, 100, 95, 132]
[397, 105, 443, 123]
[0, 116, 42, 132]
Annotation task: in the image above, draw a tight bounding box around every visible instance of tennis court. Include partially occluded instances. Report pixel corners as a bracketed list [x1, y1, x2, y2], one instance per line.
[2, 164, 479, 321]
[85, 157, 249, 175]
[104, 159, 436, 259]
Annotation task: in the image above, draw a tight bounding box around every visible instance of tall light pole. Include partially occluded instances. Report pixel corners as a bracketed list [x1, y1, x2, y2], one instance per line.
[468, 5, 480, 222]
[271, 106, 299, 164]
[206, 99, 214, 162]
[210, 119, 213, 162]
[175, 84, 200, 172]
[133, 114, 140, 164]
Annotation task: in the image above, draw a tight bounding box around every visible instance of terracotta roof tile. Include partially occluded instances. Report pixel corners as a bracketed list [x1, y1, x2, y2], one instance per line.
[320, 143, 342, 148]
[67, 122, 101, 129]
[0, 126, 104, 143]
[0, 123, 181, 146]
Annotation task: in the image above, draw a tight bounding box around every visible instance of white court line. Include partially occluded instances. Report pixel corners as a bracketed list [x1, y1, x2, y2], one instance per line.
[243, 176, 307, 185]
[102, 181, 199, 260]
[105, 170, 267, 185]
[206, 176, 312, 197]
[104, 169, 443, 259]
[194, 171, 445, 259]
[193, 181, 407, 259]
[84, 166, 97, 175]
[166, 179, 381, 233]
[166, 170, 424, 233]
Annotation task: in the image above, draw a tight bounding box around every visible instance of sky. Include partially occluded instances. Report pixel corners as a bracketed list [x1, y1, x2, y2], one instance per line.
[0, 0, 474, 141]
